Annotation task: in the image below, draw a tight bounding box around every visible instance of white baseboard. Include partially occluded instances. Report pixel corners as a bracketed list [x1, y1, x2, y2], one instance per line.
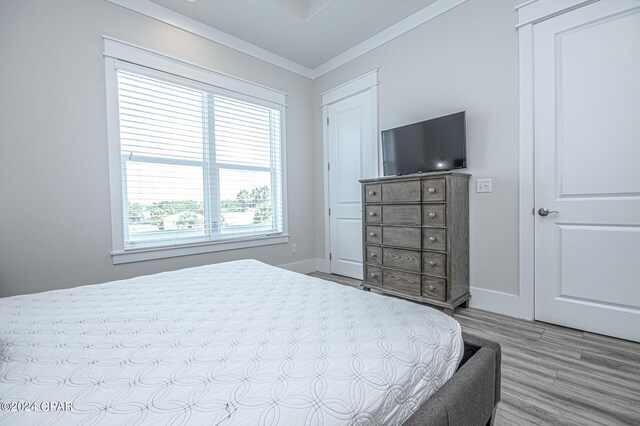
[278, 258, 322, 274]
[469, 286, 533, 320]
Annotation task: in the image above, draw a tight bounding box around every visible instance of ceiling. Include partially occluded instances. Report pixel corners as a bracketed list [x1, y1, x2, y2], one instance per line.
[146, 0, 440, 69]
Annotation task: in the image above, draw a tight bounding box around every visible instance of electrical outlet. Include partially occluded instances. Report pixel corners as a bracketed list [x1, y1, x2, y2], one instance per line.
[476, 179, 492, 193]
[291, 243, 298, 253]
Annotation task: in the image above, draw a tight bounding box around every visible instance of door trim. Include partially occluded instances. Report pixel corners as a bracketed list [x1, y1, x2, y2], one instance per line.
[517, 0, 601, 321]
[320, 71, 379, 274]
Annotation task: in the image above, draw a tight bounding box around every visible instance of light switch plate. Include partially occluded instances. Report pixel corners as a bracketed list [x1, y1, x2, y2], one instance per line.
[477, 179, 492, 193]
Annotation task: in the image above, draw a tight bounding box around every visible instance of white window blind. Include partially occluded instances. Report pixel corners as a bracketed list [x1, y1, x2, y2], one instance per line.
[115, 68, 284, 250]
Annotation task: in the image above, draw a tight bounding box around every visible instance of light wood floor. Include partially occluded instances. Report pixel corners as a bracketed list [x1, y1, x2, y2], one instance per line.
[309, 272, 640, 426]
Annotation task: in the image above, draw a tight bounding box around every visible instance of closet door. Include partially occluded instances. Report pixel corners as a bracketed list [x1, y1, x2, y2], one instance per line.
[327, 90, 377, 279]
[534, 0, 640, 341]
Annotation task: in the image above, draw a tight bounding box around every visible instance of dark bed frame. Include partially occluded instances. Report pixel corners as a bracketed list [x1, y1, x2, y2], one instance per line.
[403, 332, 501, 426]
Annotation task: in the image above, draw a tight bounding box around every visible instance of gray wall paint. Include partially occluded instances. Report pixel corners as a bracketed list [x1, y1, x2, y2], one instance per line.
[0, 0, 315, 297]
[312, 0, 521, 295]
[0, 0, 522, 299]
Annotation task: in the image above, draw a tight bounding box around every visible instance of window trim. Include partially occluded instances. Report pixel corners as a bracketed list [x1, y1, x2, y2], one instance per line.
[104, 37, 288, 264]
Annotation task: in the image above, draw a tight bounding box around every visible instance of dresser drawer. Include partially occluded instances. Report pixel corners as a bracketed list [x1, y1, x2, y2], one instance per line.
[364, 184, 381, 203]
[422, 178, 446, 202]
[365, 205, 381, 223]
[383, 248, 421, 272]
[366, 266, 382, 286]
[423, 228, 447, 251]
[423, 252, 446, 276]
[366, 246, 382, 264]
[383, 227, 421, 249]
[422, 276, 447, 301]
[382, 180, 421, 202]
[422, 204, 446, 227]
[366, 226, 381, 244]
[383, 205, 421, 225]
[383, 269, 421, 296]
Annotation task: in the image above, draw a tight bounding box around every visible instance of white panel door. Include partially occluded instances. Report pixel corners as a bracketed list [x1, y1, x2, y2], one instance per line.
[534, 0, 640, 341]
[328, 90, 377, 279]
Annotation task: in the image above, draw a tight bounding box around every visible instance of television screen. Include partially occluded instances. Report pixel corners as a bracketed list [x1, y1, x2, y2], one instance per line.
[381, 111, 466, 176]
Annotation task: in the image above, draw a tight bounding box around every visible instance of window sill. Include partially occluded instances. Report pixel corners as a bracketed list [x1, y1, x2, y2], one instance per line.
[111, 234, 289, 264]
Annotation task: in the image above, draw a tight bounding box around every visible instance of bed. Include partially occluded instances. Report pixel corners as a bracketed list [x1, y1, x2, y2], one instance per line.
[0, 259, 500, 425]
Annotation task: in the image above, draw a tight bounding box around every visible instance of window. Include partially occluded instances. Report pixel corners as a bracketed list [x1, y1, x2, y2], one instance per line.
[105, 39, 287, 263]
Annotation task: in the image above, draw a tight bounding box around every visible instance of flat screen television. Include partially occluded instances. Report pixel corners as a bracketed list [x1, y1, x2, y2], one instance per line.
[381, 111, 466, 176]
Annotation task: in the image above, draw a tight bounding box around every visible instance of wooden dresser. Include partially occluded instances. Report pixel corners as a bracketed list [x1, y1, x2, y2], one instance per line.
[359, 171, 470, 314]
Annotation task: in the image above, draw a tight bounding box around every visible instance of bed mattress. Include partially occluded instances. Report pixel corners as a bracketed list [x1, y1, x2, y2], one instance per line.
[0, 259, 463, 425]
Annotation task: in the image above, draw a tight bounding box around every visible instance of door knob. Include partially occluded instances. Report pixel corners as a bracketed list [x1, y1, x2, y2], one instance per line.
[538, 207, 559, 217]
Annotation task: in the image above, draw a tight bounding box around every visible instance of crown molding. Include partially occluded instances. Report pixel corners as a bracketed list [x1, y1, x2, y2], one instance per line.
[105, 0, 468, 80]
[309, 0, 467, 78]
[105, 0, 315, 78]
[515, 0, 537, 10]
[515, 0, 598, 27]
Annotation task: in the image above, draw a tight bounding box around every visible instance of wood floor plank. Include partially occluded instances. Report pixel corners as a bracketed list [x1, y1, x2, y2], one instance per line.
[502, 343, 640, 384]
[497, 398, 549, 425]
[311, 273, 640, 426]
[500, 385, 609, 426]
[580, 349, 640, 376]
[552, 375, 640, 423]
[308, 272, 361, 288]
[541, 329, 640, 360]
[510, 379, 639, 426]
[502, 363, 556, 385]
[460, 308, 584, 338]
[459, 324, 640, 381]
[583, 331, 640, 352]
[455, 309, 545, 340]
[455, 318, 584, 361]
[503, 368, 639, 426]
[554, 369, 640, 402]
[502, 357, 558, 384]
[501, 345, 640, 413]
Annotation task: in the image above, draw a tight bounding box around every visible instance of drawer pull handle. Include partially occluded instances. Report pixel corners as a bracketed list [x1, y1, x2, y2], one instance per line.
[368, 190, 376, 196]
[428, 285, 436, 290]
[428, 212, 437, 218]
[429, 260, 437, 267]
[369, 211, 377, 217]
[370, 273, 379, 279]
[428, 187, 436, 194]
[370, 252, 377, 257]
[369, 232, 377, 237]
[429, 236, 437, 242]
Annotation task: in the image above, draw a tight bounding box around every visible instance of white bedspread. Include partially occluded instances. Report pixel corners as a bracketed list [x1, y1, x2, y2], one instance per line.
[0, 259, 463, 425]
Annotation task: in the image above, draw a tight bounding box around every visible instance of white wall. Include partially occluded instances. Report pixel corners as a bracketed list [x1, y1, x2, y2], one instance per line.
[0, 0, 315, 297]
[0, 0, 523, 306]
[312, 0, 522, 297]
